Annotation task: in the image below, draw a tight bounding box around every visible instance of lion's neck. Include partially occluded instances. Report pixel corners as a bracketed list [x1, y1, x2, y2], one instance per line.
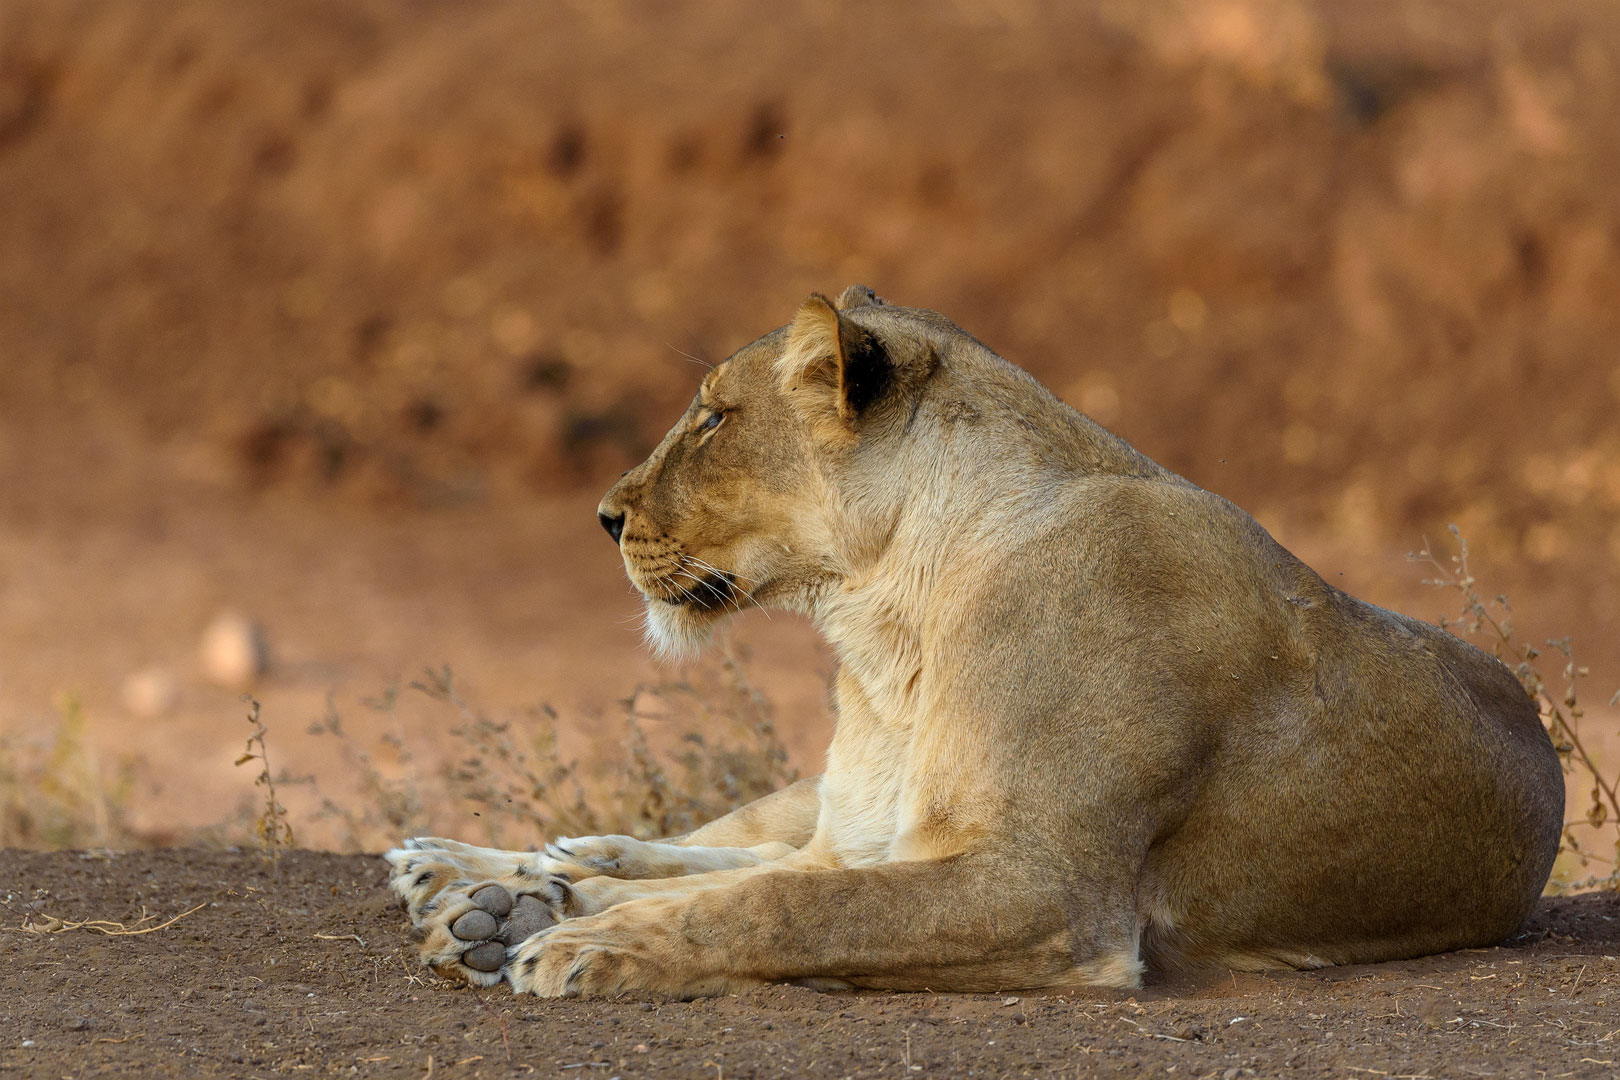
[803, 368, 1164, 720]
[808, 472, 1052, 726]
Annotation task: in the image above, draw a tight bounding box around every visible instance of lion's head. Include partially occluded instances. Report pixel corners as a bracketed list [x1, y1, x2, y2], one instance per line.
[597, 285, 956, 657]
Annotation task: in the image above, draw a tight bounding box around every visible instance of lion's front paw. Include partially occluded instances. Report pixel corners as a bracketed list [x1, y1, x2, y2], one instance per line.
[385, 838, 559, 924]
[505, 918, 669, 998]
[416, 883, 558, 988]
[505, 903, 758, 999]
[542, 834, 651, 878]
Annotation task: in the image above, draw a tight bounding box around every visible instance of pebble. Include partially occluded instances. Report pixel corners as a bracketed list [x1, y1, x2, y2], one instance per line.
[199, 612, 269, 689]
[121, 667, 179, 718]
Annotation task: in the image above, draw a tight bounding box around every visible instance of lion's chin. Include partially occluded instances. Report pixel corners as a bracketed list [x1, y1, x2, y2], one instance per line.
[642, 599, 717, 661]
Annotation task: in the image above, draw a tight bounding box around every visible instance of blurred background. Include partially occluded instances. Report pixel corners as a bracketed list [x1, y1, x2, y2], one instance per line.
[1, 0, 1615, 852]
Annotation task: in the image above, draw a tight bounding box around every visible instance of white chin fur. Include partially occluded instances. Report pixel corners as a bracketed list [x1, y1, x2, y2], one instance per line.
[643, 601, 714, 661]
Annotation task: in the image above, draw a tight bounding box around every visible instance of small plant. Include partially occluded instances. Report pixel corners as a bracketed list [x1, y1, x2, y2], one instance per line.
[1413, 526, 1620, 889]
[425, 650, 798, 847]
[262, 647, 800, 852]
[0, 695, 132, 849]
[302, 691, 430, 851]
[614, 653, 796, 839]
[424, 664, 603, 847]
[235, 697, 294, 865]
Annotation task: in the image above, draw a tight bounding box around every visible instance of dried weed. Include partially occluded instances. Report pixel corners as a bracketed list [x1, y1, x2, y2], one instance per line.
[235, 697, 294, 866]
[292, 648, 798, 851]
[0, 695, 131, 849]
[1414, 525, 1619, 889]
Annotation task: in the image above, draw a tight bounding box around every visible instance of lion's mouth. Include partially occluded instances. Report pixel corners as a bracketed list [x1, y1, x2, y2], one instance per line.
[648, 569, 738, 613]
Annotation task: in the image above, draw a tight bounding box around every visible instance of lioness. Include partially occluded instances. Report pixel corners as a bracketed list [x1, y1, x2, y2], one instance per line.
[388, 286, 1562, 997]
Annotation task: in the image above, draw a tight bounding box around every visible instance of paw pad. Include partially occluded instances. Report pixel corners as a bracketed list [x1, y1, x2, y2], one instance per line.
[445, 884, 558, 973]
[452, 910, 497, 940]
[471, 884, 512, 916]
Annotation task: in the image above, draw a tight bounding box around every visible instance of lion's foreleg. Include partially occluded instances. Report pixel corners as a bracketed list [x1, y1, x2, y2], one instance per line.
[506, 853, 1082, 997]
[542, 775, 822, 881]
[669, 775, 821, 848]
[542, 848, 822, 918]
[540, 834, 795, 881]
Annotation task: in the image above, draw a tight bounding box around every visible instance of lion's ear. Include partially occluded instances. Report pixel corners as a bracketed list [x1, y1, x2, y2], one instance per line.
[777, 293, 894, 428]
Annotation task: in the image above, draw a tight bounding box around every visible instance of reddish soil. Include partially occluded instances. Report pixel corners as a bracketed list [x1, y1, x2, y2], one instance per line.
[2, 849, 1618, 1078]
[0, 0, 1616, 845]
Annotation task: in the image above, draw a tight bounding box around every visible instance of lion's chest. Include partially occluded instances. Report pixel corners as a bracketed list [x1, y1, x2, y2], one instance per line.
[817, 728, 910, 867]
[812, 586, 944, 867]
[815, 669, 937, 869]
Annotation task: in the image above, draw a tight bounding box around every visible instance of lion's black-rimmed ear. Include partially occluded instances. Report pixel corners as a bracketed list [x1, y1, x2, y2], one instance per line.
[776, 293, 894, 431]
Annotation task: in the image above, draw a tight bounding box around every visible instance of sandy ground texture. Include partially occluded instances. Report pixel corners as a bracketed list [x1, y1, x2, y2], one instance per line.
[1, 849, 1618, 1079]
[1, 0, 1618, 847]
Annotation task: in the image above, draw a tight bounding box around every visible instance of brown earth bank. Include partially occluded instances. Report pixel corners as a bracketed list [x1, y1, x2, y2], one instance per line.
[2, 850, 1619, 1079]
[1, 0, 1618, 848]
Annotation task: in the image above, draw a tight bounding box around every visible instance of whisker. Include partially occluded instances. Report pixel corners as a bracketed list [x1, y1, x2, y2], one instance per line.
[665, 343, 713, 370]
[671, 568, 734, 609]
[660, 573, 704, 607]
[685, 556, 765, 587]
[680, 556, 771, 620]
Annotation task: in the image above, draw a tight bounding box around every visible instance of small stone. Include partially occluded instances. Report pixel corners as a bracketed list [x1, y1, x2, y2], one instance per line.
[199, 612, 269, 689]
[451, 910, 497, 941]
[121, 668, 178, 719]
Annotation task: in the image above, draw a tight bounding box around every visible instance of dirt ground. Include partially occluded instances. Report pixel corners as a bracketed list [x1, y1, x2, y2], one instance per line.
[0, 0, 1617, 845]
[0, 849, 1616, 1079]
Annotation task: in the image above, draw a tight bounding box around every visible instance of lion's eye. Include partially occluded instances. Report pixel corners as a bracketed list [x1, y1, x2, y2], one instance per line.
[699, 411, 724, 434]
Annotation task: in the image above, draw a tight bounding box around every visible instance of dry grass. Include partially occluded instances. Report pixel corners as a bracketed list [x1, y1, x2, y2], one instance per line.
[291, 649, 797, 852]
[0, 695, 132, 849]
[236, 697, 295, 865]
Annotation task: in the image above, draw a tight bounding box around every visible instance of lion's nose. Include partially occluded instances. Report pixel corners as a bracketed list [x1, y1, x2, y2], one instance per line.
[598, 511, 625, 545]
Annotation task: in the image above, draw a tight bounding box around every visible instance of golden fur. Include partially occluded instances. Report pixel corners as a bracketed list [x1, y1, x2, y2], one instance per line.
[388, 285, 1562, 997]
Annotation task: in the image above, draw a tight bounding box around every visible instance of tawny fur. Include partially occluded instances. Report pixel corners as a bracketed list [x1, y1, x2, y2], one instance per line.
[390, 285, 1563, 998]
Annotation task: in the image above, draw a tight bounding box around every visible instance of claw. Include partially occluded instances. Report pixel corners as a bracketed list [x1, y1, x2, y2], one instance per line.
[544, 875, 582, 917]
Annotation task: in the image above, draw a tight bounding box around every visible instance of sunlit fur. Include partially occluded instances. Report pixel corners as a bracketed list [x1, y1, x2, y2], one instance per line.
[402, 285, 1562, 998]
[641, 597, 713, 661]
